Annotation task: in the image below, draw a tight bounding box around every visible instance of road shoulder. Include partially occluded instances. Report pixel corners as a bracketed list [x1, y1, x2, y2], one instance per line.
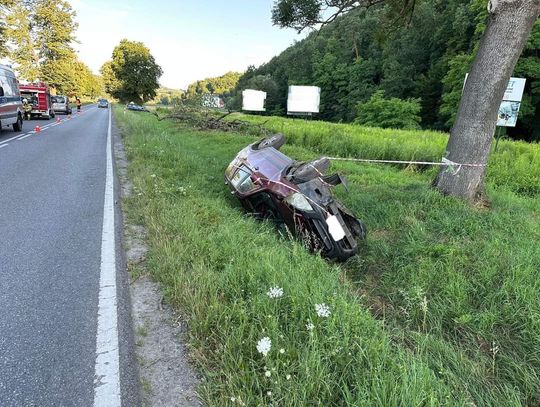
[113, 111, 201, 407]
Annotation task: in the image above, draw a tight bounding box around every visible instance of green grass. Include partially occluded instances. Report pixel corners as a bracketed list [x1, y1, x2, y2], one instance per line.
[116, 107, 540, 406]
[231, 113, 540, 196]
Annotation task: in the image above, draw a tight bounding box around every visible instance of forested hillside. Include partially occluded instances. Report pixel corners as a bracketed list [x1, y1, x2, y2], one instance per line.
[231, 0, 540, 141]
[184, 71, 242, 99]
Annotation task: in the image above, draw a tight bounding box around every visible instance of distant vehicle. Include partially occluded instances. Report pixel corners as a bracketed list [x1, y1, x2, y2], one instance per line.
[225, 134, 366, 261]
[51, 95, 72, 114]
[19, 82, 55, 119]
[97, 99, 109, 108]
[126, 102, 147, 112]
[0, 64, 24, 132]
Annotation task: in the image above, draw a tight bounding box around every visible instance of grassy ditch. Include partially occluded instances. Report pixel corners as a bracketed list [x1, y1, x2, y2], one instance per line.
[231, 113, 540, 196]
[116, 108, 540, 406]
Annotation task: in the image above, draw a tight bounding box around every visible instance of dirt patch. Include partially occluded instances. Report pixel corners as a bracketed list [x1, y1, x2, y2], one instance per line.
[113, 121, 201, 406]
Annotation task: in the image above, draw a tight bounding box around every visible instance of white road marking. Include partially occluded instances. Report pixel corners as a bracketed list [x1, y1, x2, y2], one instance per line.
[0, 144, 8, 149]
[17, 133, 33, 141]
[93, 108, 121, 407]
[0, 133, 24, 146]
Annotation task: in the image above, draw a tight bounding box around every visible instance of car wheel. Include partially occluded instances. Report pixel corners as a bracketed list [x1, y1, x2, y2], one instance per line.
[13, 115, 23, 132]
[253, 133, 286, 150]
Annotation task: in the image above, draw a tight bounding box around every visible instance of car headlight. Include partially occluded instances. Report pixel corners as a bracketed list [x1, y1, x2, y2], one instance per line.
[284, 192, 313, 211]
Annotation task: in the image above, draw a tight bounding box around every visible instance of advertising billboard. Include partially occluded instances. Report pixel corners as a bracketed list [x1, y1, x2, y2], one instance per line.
[242, 89, 266, 112]
[287, 86, 321, 115]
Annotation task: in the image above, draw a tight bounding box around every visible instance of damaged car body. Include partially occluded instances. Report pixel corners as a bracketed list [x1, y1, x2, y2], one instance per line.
[225, 134, 366, 261]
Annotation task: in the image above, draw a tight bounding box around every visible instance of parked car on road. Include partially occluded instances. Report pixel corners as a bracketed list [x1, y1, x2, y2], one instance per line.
[97, 98, 109, 108]
[225, 134, 366, 261]
[19, 82, 55, 119]
[51, 95, 72, 114]
[0, 64, 24, 132]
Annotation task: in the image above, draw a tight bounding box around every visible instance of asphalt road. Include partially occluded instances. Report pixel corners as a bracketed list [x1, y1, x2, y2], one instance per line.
[0, 106, 140, 407]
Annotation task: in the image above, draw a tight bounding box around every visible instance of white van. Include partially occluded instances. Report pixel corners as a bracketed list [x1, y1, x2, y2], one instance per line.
[0, 64, 24, 132]
[52, 95, 72, 114]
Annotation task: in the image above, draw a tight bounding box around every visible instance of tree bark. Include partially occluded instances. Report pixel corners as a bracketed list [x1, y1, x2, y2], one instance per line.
[433, 0, 540, 201]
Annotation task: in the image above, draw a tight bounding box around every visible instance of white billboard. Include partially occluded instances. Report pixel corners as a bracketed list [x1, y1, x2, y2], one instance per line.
[287, 86, 321, 115]
[242, 89, 266, 112]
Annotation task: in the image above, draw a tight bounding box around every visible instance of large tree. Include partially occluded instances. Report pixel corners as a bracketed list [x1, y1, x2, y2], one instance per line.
[107, 39, 162, 103]
[100, 60, 121, 97]
[272, 0, 540, 201]
[4, 0, 80, 90]
[0, 0, 14, 57]
[5, 2, 40, 80]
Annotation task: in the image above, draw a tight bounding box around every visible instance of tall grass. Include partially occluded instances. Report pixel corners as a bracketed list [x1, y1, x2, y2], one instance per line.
[117, 108, 540, 406]
[232, 114, 540, 196]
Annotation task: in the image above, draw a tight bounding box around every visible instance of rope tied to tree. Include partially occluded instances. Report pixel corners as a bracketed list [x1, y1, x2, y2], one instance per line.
[323, 156, 487, 176]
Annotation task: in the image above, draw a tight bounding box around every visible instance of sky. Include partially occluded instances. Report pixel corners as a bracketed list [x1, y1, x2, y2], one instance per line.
[71, 0, 306, 90]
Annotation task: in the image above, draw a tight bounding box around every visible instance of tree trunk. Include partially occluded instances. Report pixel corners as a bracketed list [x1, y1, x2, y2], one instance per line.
[433, 0, 540, 201]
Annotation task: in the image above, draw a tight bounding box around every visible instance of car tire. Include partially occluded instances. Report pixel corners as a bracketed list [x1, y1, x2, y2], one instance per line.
[13, 115, 23, 132]
[253, 133, 286, 150]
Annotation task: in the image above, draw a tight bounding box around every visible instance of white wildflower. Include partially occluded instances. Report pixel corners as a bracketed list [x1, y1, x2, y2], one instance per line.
[286, 374, 292, 380]
[151, 174, 156, 178]
[256, 337, 272, 356]
[267, 391, 272, 396]
[265, 370, 271, 377]
[266, 286, 284, 299]
[230, 397, 236, 402]
[279, 348, 285, 354]
[315, 303, 331, 318]
[306, 322, 315, 331]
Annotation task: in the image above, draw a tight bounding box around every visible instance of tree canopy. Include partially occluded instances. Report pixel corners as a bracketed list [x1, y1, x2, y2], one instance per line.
[104, 39, 163, 104]
[2, 0, 103, 97]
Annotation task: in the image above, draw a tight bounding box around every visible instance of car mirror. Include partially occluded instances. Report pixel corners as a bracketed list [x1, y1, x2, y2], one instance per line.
[0, 87, 4, 97]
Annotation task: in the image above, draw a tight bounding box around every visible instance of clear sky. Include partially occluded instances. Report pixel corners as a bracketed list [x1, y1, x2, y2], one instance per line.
[71, 0, 306, 89]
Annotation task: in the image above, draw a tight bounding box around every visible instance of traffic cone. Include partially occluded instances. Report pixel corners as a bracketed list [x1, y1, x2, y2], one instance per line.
[35, 125, 41, 133]
[56, 117, 61, 123]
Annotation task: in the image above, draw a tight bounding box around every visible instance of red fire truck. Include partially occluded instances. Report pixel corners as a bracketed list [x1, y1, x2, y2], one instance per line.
[19, 82, 56, 120]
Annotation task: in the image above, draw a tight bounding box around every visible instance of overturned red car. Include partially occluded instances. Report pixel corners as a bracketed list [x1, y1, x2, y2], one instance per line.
[225, 134, 366, 261]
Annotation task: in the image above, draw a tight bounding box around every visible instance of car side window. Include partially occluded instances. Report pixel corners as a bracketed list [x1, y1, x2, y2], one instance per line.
[8, 77, 19, 95]
[0, 76, 12, 96]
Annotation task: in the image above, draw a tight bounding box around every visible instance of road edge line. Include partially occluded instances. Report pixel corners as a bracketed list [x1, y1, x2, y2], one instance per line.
[93, 107, 122, 406]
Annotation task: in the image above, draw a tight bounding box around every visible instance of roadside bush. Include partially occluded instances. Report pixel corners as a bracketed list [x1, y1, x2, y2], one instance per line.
[354, 90, 422, 130]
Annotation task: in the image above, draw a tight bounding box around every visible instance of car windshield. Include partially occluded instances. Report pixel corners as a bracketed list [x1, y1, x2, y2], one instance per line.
[52, 96, 65, 103]
[230, 166, 256, 193]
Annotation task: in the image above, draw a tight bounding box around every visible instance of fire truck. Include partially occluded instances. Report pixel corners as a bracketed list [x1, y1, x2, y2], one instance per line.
[19, 82, 56, 120]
